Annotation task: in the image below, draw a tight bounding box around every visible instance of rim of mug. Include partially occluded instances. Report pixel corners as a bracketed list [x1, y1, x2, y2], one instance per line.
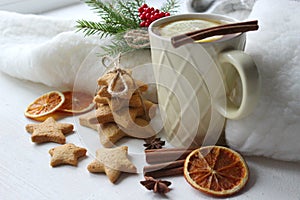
[148, 13, 243, 44]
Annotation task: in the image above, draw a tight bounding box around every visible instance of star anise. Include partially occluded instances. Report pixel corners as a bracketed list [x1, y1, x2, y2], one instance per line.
[143, 137, 165, 150]
[140, 176, 171, 194]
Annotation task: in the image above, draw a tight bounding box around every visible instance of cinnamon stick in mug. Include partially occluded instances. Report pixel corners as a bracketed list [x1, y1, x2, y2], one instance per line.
[171, 20, 259, 48]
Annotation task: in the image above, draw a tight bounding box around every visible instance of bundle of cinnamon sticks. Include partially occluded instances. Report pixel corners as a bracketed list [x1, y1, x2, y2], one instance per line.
[143, 148, 194, 178]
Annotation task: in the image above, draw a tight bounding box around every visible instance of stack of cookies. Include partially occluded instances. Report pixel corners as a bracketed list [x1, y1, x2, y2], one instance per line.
[80, 68, 158, 147]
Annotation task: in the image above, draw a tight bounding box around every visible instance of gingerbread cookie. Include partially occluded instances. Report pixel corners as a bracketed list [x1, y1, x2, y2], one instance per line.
[91, 104, 115, 124]
[98, 123, 127, 148]
[92, 105, 139, 125]
[94, 93, 142, 111]
[97, 69, 132, 87]
[112, 107, 140, 128]
[91, 101, 157, 125]
[79, 110, 99, 131]
[97, 69, 140, 93]
[97, 86, 111, 99]
[97, 80, 148, 99]
[123, 118, 156, 139]
[49, 143, 87, 167]
[79, 67, 159, 147]
[97, 71, 119, 86]
[87, 146, 136, 183]
[136, 100, 157, 119]
[25, 117, 73, 144]
[80, 110, 156, 147]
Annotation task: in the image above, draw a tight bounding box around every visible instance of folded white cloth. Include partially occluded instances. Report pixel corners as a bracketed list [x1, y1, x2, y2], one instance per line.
[0, 11, 101, 89]
[225, 0, 300, 161]
[0, 11, 153, 93]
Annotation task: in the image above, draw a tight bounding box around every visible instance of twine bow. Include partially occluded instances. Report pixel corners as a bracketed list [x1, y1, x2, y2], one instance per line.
[102, 55, 129, 97]
[101, 54, 150, 121]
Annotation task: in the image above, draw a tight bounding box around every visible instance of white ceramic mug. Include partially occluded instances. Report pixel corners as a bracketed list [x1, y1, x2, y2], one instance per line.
[149, 13, 260, 148]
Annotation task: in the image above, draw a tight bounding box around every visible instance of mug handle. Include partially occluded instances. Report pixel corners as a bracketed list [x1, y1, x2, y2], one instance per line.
[218, 50, 260, 119]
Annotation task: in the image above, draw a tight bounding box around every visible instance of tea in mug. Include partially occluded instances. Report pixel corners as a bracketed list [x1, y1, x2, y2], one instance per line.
[155, 18, 232, 42]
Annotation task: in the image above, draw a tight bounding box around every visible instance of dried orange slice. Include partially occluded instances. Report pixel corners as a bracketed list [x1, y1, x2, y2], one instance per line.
[183, 146, 249, 197]
[25, 91, 65, 120]
[58, 91, 94, 114]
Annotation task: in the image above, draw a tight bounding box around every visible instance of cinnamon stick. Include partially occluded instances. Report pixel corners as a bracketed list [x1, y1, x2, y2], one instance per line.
[143, 149, 192, 178]
[144, 166, 184, 178]
[144, 159, 185, 173]
[172, 20, 258, 41]
[145, 148, 194, 164]
[145, 147, 194, 153]
[171, 20, 259, 48]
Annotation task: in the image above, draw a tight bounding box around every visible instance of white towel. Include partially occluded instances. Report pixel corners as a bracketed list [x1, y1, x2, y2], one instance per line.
[0, 11, 153, 93]
[225, 0, 300, 161]
[0, 11, 101, 90]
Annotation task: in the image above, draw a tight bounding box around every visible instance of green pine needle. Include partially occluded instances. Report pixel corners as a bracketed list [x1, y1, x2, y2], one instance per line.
[115, 0, 144, 25]
[77, 0, 141, 35]
[100, 39, 134, 57]
[161, 0, 180, 14]
[76, 20, 123, 37]
[76, 0, 180, 55]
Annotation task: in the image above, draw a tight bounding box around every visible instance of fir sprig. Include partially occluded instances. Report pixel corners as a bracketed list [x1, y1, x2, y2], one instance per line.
[101, 40, 133, 56]
[115, 0, 144, 25]
[161, 0, 180, 14]
[99, 32, 133, 56]
[76, 0, 180, 55]
[76, 0, 142, 38]
[76, 20, 122, 38]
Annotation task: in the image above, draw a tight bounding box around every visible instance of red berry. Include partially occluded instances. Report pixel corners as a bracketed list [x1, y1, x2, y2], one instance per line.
[150, 15, 156, 21]
[138, 5, 169, 25]
[142, 4, 148, 8]
[138, 7, 144, 13]
[154, 13, 160, 19]
[140, 13, 146, 20]
[159, 12, 165, 18]
[145, 13, 151, 19]
[145, 7, 152, 13]
[140, 21, 146, 27]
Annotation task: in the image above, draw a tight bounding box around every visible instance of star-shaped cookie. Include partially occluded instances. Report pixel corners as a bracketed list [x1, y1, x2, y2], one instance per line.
[49, 143, 87, 167]
[91, 104, 138, 125]
[80, 110, 157, 147]
[79, 111, 99, 131]
[87, 146, 137, 183]
[99, 123, 127, 148]
[94, 93, 142, 111]
[96, 81, 148, 99]
[25, 117, 73, 144]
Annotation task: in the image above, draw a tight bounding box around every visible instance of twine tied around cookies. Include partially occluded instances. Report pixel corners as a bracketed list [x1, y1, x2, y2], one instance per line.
[123, 29, 150, 49]
[101, 54, 150, 121]
[102, 54, 128, 97]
